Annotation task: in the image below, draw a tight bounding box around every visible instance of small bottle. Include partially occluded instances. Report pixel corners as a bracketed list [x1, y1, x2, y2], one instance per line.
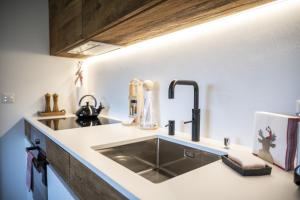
[129, 99, 137, 116]
[224, 137, 230, 149]
[128, 79, 143, 125]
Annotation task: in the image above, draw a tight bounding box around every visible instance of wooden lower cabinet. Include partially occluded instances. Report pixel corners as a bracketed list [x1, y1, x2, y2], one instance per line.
[46, 138, 70, 184]
[24, 120, 47, 152]
[69, 156, 127, 200]
[24, 120, 32, 141]
[25, 122, 127, 200]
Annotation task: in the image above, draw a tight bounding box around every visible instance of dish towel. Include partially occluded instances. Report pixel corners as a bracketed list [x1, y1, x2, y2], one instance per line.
[228, 150, 266, 169]
[26, 151, 34, 191]
[253, 112, 300, 171]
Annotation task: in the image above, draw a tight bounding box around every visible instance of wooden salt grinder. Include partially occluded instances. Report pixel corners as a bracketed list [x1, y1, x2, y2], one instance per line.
[52, 93, 59, 112]
[45, 93, 51, 112]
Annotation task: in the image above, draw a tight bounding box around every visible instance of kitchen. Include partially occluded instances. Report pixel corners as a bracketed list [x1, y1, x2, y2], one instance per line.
[0, 0, 300, 200]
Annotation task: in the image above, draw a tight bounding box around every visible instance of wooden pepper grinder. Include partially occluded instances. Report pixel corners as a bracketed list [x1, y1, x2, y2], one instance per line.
[52, 93, 59, 112]
[45, 93, 51, 113]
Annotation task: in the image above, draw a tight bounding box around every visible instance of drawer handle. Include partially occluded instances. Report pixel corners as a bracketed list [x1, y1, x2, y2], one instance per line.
[35, 139, 40, 145]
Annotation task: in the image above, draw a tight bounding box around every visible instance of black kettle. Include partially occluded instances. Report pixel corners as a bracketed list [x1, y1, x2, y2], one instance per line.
[76, 95, 104, 118]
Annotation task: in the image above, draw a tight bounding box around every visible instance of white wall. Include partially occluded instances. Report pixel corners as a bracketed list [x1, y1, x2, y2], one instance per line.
[86, 0, 300, 147]
[0, 1, 299, 199]
[0, 1, 77, 199]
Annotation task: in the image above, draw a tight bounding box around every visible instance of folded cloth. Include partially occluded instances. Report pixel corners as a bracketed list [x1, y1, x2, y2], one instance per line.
[228, 150, 266, 169]
[26, 151, 34, 191]
[253, 112, 299, 171]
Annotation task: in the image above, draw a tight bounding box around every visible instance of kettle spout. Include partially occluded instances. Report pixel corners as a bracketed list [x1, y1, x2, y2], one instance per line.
[97, 103, 104, 114]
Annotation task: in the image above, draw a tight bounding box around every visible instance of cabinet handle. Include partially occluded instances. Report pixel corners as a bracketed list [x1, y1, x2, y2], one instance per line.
[35, 138, 40, 145]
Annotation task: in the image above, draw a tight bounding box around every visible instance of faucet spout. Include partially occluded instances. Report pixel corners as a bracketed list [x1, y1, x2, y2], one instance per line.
[168, 80, 199, 109]
[168, 80, 200, 142]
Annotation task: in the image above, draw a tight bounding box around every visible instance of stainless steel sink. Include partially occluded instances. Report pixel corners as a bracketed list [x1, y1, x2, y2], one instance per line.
[95, 138, 221, 183]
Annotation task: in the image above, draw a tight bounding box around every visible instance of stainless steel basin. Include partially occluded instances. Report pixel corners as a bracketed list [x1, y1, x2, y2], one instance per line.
[96, 138, 221, 183]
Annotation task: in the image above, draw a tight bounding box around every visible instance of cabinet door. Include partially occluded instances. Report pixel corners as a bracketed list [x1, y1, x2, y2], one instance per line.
[24, 121, 47, 153]
[92, 0, 272, 45]
[46, 138, 70, 184]
[30, 126, 47, 153]
[82, 0, 163, 38]
[47, 166, 76, 200]
[49, 0, 83, 54]
[69, 156, 127, 200]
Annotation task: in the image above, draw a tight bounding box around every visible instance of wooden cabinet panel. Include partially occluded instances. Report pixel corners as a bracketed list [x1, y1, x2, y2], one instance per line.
[25, 121, 47, 153]
[82, 0, 163, 38]
[70, 156, 127, 200]
[24, 120, 32, 142]
[25, 122, 127, 199]
[49, 0, 272, 57]
[92, 0, 272, 45]
[49, 0, 83, 54]
[46, 138, 70, 184]
[30, 126, 47, 153]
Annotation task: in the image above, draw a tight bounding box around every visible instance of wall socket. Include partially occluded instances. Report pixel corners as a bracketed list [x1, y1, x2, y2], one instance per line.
[1, 93, 15, 104]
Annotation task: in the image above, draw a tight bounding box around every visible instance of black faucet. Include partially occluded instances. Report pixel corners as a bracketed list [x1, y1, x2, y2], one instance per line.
[168, 80, 200, 142]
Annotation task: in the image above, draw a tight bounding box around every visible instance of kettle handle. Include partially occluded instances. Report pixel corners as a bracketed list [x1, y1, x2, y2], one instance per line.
[79, 95, 97, 107]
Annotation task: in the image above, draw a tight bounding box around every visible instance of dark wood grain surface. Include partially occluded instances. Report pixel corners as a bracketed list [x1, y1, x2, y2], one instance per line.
[70, 155, 127, 200]
[92, 0, 273, 45]
[83, 0, 163, 38]
[46, 138, 70, 184]
[49, 0, 84, 55]
[49, 0, 272, 57]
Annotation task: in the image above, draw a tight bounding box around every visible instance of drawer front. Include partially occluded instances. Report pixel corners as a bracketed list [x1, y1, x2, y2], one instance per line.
[46, 138, 70, 184]
[31, 127, 47, 152]
[24, 121, 47, 153]
[70, 156, 127, 200]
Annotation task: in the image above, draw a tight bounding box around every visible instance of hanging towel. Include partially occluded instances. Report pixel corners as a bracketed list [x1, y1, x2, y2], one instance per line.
[26, 151, 34, 191]
[253, 112, 300, 171]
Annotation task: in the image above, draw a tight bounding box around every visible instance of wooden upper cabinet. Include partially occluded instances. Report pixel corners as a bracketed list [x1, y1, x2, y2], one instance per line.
[48, 0, 273, 58]
[92, 0, 273, 45]
[49, 0, 83, 55]
[82, 0, 163, 38]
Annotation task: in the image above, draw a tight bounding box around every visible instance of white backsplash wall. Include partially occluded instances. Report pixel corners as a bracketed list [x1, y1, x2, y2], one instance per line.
[86, 0, 300, 148]
[0, 1, 78, 199]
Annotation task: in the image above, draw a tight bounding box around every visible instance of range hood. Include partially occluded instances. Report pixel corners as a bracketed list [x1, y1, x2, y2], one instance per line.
[67, 41, 121, 56]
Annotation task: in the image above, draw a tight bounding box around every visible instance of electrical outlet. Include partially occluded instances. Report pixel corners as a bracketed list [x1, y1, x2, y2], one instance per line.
[1, 93, 15, 104]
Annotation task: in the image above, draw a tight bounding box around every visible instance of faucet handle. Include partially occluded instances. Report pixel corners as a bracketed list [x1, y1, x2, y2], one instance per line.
[183, 120, 192, 124]
[224, 137, 230, 149]
[166, 120, 175, 135]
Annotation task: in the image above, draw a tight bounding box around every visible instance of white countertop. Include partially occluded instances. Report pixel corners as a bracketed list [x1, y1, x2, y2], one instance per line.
[24, 114, 300, 200]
